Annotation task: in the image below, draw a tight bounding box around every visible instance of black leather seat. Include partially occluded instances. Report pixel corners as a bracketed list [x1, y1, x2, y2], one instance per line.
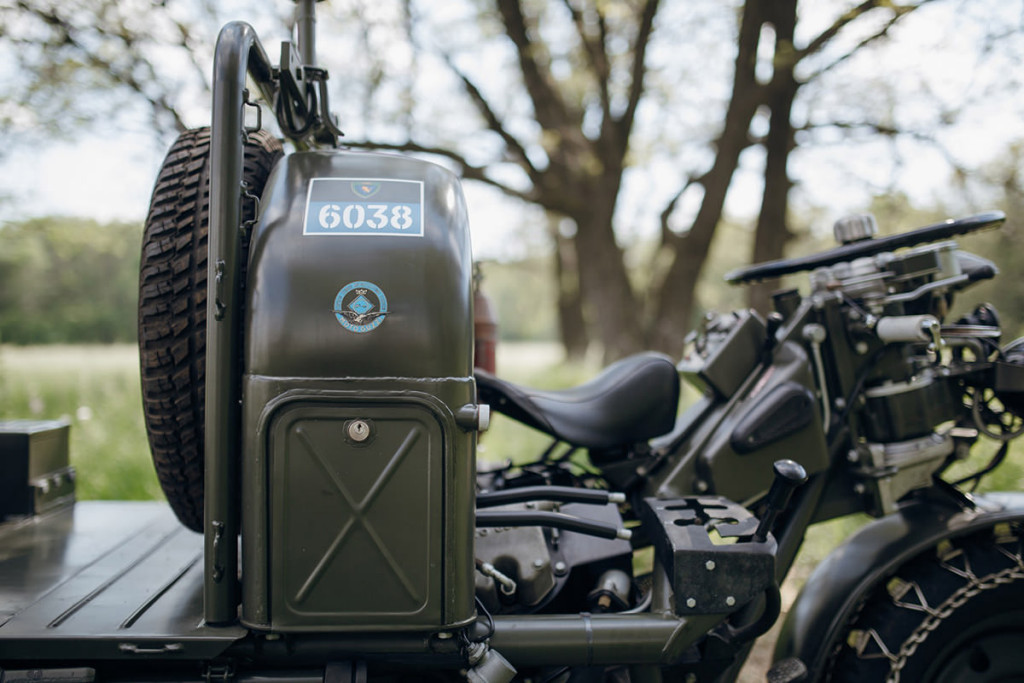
[475, 352, 680, 450]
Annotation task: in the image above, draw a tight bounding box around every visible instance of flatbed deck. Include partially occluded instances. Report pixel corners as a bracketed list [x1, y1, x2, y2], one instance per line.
[0, 501, 244, 663]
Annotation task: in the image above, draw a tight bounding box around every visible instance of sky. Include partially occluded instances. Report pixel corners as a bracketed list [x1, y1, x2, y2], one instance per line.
[1, 1, 1022, 260]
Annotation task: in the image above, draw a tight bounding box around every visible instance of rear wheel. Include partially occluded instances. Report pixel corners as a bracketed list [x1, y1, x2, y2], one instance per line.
[828, 523, 1024, 682]
[138, 127, 282, 531]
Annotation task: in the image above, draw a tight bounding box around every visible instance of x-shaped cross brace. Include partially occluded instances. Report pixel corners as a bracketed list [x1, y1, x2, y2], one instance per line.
[293, 425, 425, 605]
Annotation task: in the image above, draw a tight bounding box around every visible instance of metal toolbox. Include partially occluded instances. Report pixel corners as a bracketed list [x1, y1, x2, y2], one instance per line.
[0, 420, 75, 520]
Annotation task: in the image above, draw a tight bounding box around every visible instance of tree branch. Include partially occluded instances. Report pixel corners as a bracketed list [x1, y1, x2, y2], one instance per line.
[617, 0, 660, 147]
[796, 0, 885, 62]
[13, 0, 187, 133]
[346, 139, 537, 204]
[442, 53, 542, 183]
[800, 119, 972, 176]
[495, 0, 573, 132]
[562, 0, 612, 122]
[801, 2, 926, 81]
[658, 177, 695, 247]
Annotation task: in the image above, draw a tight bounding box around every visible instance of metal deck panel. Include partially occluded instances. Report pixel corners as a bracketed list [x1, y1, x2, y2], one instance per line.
[0, 501, 244, 661]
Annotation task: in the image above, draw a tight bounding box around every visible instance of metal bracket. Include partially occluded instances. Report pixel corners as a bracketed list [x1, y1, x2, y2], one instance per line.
[242, 88, 262, 134]
[204, 663, 235, 682]
[278, 41, 309, 119]
[641, 496, 777, 615]
[211, 520, 226, 582]
[273, 40, 342, 146]
[240, 181, 260, 237]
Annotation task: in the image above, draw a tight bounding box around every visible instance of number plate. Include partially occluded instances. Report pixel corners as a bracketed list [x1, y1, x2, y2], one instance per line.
[303, 178, 424, 237]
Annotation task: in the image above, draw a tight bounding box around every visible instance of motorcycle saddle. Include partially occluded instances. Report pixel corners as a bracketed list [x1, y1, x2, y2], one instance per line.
[475, 352, 680, 450]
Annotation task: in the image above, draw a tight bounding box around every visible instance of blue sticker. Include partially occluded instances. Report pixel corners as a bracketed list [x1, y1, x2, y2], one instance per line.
[334, 281, 388, 333]
[304, 178, 424, 237]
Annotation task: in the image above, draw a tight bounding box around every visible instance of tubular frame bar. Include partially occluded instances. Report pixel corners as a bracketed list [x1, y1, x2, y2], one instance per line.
[295, 0, 318, 67]
[206, 21, 278, 625]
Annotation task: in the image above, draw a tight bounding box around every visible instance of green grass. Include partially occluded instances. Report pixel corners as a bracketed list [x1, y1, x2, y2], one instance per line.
[0, 344, 161, 501]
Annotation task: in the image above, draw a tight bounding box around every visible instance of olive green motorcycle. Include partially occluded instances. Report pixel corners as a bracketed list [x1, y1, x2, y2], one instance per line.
[2, 3, 1023, 682]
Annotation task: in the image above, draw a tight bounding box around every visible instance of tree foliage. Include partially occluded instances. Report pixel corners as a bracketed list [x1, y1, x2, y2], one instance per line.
[0, 217, 142, 343]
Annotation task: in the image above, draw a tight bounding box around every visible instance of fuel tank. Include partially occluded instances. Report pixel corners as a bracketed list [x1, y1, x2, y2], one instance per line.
[240, 150, 477, 632]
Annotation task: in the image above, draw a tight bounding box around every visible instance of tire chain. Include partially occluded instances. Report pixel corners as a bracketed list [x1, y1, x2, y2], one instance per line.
[846, 531, 1024, 683]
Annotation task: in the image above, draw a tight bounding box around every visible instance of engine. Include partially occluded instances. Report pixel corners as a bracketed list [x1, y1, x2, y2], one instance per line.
[801, 215, 1024, 515]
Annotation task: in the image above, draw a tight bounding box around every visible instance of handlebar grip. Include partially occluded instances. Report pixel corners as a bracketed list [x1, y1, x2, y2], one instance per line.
[876, 315, 940, 344]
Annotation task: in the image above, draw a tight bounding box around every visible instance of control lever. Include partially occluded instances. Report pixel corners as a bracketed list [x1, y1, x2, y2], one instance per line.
[753, 459, 808, 543]
[762, 312, 784, 364]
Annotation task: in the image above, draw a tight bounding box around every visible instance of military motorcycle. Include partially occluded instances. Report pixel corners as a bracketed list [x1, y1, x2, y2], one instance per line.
[2, 2, 1024, 682]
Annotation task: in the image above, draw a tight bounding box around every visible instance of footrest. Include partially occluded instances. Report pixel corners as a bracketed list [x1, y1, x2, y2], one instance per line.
[641, 496, 777, 615]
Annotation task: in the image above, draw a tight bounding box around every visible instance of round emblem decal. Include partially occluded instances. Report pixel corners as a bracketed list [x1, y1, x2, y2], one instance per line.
[334, 281, 388, 333]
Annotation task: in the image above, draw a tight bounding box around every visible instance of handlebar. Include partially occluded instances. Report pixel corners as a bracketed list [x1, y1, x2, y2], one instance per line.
[725, 212, 1005, 285]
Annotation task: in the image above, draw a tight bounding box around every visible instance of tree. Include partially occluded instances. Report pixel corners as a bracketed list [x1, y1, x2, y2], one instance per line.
[4, 0, 1023, 360]
[0, 218, 142, 343]
[352, 0, 1017, 360]
[0, 0, 291, 145]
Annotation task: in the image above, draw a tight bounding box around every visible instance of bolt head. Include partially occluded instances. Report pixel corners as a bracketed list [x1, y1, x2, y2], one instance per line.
[726, 596, 736, 607]
[554, 561, 568, 576]
[705, 560, 716, 571]
[686, 598, 697, 608]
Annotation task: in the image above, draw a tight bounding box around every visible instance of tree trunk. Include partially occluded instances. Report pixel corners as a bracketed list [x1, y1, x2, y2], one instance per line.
[748, 0, 799, 315]
[647, 0, 767, 357]
[572, 192, 643, 362]
[553, 226, 589, 360]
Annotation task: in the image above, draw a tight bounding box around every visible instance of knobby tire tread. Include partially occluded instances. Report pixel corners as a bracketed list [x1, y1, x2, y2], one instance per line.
[138, 127, 282, 532]
[826, 523, 1024, 683]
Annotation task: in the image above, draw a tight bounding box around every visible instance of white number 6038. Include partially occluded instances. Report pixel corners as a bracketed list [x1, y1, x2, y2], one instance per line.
[325, 203, 416, 231]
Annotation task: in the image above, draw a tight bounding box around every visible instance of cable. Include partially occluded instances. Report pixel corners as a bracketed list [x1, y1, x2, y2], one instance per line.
[951, 440, 1011, 492]
[472, 596, 495, 642]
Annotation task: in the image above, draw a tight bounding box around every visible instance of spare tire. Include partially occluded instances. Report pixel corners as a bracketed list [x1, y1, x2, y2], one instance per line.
[138, 127, 282, 531]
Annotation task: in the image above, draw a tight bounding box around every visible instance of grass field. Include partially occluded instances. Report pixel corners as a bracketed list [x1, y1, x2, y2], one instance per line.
[0, 344, 161, 501]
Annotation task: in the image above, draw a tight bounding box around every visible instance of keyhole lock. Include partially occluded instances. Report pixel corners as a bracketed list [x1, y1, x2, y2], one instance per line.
[346, 419, 372, 443]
